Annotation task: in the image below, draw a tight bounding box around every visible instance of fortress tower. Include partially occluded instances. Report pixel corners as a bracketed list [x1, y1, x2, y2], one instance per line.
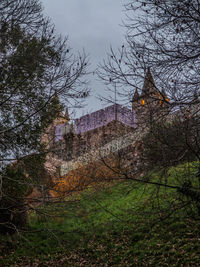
[131, 68, 170, 125]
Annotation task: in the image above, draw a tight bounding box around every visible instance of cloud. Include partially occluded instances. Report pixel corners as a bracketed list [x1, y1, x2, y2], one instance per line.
[41, 0, 126, 116]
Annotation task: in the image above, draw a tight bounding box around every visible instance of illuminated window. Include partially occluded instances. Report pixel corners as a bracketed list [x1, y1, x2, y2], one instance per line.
[141, 99, 145, 105]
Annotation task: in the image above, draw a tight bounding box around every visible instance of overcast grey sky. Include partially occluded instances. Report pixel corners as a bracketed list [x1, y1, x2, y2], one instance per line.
[41, 0, 126, 117]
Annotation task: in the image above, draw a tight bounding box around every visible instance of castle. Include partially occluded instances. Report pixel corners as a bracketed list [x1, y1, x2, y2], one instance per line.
[42, 68, 171, 194]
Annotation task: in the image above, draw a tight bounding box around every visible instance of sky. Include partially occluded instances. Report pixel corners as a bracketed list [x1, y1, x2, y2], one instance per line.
[41, 0, 126, 118]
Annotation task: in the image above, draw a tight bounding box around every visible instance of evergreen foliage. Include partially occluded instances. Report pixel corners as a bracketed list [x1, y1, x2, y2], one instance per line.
[0, 0, 88, 234]
[0, 0, 88, 162]
[0, 166, 29, 234]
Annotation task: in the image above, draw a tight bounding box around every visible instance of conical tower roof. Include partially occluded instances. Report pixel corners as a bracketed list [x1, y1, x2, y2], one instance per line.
[131, 87, 139, 102]
[64, 107, 70, 122]
[142, 67, 156, 96]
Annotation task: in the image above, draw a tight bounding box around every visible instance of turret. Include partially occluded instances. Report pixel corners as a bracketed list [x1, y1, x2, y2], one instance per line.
[64, 107, 70, 123]
[141, 67, 156, 97]
[132, 68, 170, 125]
[139, 68, 158, 107]
[140, 68, 169, 107]
[131, 87, 140, 111]
[41, 91, 71, 147]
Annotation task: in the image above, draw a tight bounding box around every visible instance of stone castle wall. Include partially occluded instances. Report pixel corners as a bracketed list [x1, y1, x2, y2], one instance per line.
[54, 104, 136, 142]
[53, 119, 135, 162]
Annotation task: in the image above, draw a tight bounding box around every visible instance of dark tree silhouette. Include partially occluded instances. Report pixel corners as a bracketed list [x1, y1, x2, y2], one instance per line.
[0, 0, 89, 233]
[98, 0, 200, 220]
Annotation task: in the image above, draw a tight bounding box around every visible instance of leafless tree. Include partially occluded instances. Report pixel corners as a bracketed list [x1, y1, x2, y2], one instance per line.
[98, 0, 200, 106]
[97, 0, 200, 220]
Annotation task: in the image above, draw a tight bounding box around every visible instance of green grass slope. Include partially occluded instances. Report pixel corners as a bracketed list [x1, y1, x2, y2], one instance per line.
[1, 164, 200, 266]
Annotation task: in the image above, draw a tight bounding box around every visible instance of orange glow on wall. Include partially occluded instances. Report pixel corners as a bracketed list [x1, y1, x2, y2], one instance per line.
[160, 98, 170, 105]
[50, 155, 125, 198]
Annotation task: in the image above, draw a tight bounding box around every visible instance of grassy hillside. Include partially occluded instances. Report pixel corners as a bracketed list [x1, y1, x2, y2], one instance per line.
[1, 163, 200, 266]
